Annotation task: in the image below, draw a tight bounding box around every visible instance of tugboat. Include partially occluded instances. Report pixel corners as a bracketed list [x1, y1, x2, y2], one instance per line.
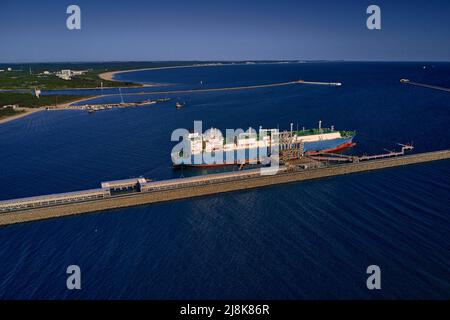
[176, 102, 185, 109]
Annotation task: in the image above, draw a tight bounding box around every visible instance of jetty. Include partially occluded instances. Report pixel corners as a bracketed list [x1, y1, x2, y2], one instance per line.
[64, 80, 342, 106]
[400, 79, 450, 93]
[0, 149, 449, 227]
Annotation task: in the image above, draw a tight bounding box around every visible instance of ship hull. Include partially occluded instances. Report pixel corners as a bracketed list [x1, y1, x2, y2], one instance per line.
[173, 136, 355, 168]
[303, 136, 355, 154]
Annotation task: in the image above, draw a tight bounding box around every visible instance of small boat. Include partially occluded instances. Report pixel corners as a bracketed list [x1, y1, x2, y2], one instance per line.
[176, 102, 185, 109]
[88, 109, 97, 114]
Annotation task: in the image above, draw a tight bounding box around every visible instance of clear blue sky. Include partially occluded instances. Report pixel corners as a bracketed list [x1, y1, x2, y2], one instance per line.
[0, 0, 449, 62]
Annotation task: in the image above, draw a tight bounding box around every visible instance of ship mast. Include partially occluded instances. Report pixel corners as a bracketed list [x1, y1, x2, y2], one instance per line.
[119, 87, 124, 104]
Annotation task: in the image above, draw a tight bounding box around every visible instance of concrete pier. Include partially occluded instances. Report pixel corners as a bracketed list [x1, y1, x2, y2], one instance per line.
[0, 150, 449, 227]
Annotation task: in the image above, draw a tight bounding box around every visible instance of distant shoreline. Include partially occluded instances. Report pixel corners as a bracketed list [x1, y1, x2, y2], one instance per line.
[0, 84, 154, 92]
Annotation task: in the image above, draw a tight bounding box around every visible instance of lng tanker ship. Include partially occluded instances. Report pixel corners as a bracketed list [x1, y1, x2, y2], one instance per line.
[172, 121, 355, 167]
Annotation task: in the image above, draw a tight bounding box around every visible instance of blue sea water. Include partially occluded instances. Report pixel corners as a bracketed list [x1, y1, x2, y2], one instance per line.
[0, 62, 449, 299]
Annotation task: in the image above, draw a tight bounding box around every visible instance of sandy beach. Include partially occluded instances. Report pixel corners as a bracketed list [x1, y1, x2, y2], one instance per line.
[0, 108, 44, 125]
[98, 63, 225, 82]
[0, 95, 98, 124]
[98, 62, 294, 83]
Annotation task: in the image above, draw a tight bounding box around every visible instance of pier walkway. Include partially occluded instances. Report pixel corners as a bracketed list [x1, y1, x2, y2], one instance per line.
[0, 149, 449, 226]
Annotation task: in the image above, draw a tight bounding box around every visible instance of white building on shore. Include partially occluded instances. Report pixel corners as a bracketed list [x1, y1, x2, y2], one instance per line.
[2, 104, 19, 109]
[56, 69, 88, 80]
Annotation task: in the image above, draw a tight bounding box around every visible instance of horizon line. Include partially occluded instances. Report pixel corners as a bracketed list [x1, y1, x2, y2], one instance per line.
[1, 59, 450, 65]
